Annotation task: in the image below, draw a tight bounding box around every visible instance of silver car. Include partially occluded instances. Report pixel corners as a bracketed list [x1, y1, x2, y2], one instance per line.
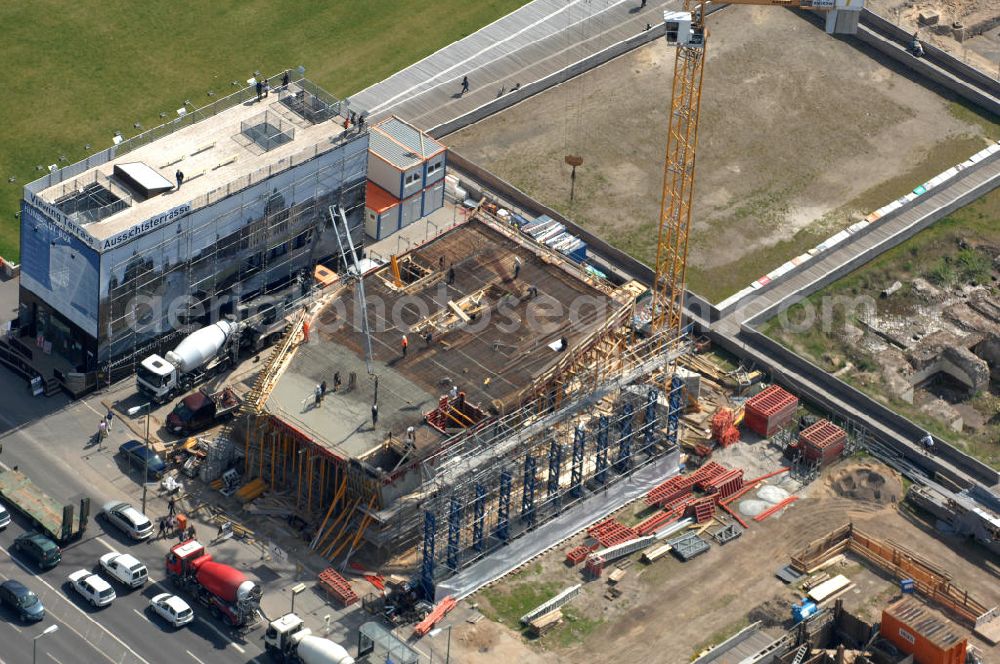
[101, 501, 153, 541]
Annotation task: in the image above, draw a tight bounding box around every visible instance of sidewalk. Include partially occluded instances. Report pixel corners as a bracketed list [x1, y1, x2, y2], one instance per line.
[352, 0, 674, 131]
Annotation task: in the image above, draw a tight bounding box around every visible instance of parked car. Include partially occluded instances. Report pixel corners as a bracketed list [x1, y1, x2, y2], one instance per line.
[118, 440, 166, 481]
[149, 593, 194, 627]
[0, 500, 10, 530]
[13, 532, 61, 569]
[98, 552, 148, 589]
[0, 579, 45, 621]
[101, 501, 153, 541]
[68, 570, 115, 607]
[165, 387, 240, 435]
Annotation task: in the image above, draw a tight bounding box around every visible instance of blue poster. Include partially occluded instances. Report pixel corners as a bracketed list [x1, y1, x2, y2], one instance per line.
[20, 202, 100, 336]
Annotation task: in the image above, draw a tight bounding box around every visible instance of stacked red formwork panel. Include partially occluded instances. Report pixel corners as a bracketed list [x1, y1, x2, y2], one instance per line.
[744, 385, 799, 436]
[799, 419, 846, 466]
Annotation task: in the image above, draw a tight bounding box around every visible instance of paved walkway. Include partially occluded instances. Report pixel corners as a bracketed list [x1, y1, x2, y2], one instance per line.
[351, 0, 670, 130]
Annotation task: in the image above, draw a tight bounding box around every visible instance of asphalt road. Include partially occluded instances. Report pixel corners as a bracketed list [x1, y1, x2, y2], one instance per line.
[0, 376, 267, 664]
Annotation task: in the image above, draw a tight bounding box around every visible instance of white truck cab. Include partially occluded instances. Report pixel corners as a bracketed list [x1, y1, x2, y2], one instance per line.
[136, 355, 177, 402]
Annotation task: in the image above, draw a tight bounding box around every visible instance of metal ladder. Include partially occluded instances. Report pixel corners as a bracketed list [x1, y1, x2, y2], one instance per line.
[791, 644, 809, 664]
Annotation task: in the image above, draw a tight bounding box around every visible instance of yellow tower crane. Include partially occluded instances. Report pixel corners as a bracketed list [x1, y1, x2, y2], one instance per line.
[650, 0, 864, 339]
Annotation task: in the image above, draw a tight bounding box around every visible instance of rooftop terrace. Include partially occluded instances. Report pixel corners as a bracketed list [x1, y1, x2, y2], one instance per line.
[265, 217, 621, 460]
[31, 78, 354, 242]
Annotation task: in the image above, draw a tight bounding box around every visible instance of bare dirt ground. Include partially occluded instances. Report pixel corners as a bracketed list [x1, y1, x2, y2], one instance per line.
[868, 0, 1000, 73]
[441, 458, 1000, 663]
[448, 6, 995, 302]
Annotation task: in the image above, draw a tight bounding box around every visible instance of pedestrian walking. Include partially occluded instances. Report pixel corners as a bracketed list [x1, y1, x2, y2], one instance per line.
[640, 0, 647, 8]
[98, 419, 107, 440]
[424, 331, 433, 347]
[371, 403, 379, 427]
[460, 76, 470, 95]
[333, 371, 342, 392]
[320, 380, 328, 399]
[256, 79, 263, 101]
[282, 70, 290, 89]
[401, 334, 409, 357]
[188, 525, 197, 540]
[513, 256, 522, 280]
[105, 408, 115, 433]
[439, 256, 445, 270]
[167, 497, 176, 517]
[314, 384, 322, 407]
[175, 169, 184, 190]
[157, 518, 167, 539]
[262, 79, 270, 98]
[447, 265, 456, 285]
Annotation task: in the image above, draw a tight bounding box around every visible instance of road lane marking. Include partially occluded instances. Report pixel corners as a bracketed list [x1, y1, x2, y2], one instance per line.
[186, 651, 207, 664]
[7, 622, 21, 632]
[0, 544, 152, 664]
[132, 608, 150, 622]
[94, 536, 119, 554]
[47, 654, 65, 664]
[0, 568, 115, 664]
[199, 619, 246, 653]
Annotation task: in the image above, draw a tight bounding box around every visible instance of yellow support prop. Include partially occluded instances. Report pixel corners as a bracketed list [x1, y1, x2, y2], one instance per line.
[390, 255, 403, 287]
[312, 471, 346, 550]
[320, 496, 361, 558]
[329, 494, 377, 560]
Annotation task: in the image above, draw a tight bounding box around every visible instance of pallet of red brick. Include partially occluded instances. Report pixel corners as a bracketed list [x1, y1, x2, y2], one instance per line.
[799, 419, 846, 465]
[744, 385, 799, 436]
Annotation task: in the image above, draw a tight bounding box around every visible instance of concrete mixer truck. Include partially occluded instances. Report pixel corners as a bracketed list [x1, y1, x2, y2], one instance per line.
[165, 539, 262, 627]
[137, 314, 287, 403]
[264, 613, 354, 664]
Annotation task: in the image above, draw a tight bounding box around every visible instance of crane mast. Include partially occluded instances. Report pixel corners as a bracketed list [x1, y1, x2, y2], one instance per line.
[650, 0, 863, 340]
[651, 1, 707, 340]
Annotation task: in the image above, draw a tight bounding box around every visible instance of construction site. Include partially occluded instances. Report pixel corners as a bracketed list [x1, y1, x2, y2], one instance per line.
[2, 1, 999, 663]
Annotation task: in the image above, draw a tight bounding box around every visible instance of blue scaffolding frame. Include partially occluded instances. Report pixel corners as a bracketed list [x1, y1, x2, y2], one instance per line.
[420, 511, 436, 600]
[595, 415, 609, 484]
[496, 468, 512, 541]
[667, 374, 683, 447]
[521, 455, 537, 528]
[472, 482, 486, 552]
[570, 426, 585, 497]
[642, 388, 659, 455]
[547, 439, 563, 511]
[616, 401, 634, 472]
[446, 496, 462, 571]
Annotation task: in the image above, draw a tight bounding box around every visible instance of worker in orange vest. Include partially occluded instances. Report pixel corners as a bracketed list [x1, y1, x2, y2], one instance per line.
[401, 334, 409, 357]
[302, 321, 310, 342]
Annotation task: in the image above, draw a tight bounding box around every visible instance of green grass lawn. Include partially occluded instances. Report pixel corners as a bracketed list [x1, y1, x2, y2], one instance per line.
[0, 0, 527, 261]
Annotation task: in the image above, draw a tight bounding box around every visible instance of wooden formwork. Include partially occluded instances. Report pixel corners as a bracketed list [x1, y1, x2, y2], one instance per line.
[789, 523, 995, 628]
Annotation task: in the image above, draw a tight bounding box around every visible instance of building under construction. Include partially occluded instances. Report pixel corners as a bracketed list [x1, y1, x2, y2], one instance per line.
[240, 207, 689, 586]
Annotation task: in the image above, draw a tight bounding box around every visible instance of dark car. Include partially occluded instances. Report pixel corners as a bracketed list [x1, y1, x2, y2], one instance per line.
[0, 579, 45, 621]
[165, 387, 239, 435]
[118, 440, 166, 480]
[13, 532, 61, 570]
